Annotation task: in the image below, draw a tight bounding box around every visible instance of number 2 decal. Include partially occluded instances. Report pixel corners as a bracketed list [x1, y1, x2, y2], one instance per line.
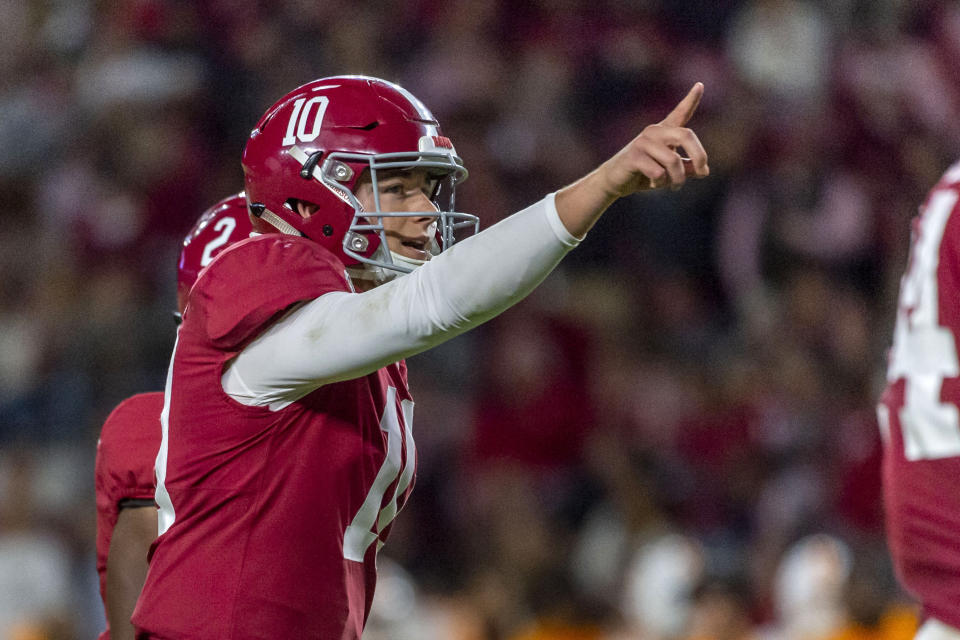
[343, 386, 416, 561]
[886, 188, 960, 460]
[200, 217, 238, 267]
[282, 96, 329, 146]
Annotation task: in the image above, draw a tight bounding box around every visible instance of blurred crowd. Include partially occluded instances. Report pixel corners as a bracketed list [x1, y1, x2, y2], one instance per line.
[1, 0, 959, 637]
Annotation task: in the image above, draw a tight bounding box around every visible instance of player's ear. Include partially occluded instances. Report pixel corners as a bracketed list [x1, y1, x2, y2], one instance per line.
[294, 200, 320, 219]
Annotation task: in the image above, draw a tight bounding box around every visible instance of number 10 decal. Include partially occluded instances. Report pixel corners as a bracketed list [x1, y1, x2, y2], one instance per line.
[343, 386, 416, 561]
[283, 96, 329, 146]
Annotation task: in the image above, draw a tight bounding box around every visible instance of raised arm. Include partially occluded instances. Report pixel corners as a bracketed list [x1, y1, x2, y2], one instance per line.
[223, 84, 710, 409]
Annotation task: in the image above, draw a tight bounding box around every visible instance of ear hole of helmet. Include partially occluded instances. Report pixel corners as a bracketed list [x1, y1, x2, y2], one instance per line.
[284, 198, 316, 219]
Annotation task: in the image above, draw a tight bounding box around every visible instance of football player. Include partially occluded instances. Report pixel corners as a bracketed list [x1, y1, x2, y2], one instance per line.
[94, 194, 251, 640]
[132, 75, 709, 639]
[878, 160, 960, 640]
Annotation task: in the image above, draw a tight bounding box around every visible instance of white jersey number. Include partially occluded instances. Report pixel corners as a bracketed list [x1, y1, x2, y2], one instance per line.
[342, 386, 416, 561]
[200, 217, 238, 267]
[886, 189, 960, 460]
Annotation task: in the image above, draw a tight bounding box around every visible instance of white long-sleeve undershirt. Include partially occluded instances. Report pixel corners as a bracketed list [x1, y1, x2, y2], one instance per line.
[222, 193, 580, 410]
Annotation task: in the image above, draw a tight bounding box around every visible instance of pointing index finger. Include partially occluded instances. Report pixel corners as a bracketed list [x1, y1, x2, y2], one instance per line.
[660, 82, 704, 128]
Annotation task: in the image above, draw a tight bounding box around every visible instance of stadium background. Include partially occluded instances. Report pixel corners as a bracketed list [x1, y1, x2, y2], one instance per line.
[0, 0, 957, 637]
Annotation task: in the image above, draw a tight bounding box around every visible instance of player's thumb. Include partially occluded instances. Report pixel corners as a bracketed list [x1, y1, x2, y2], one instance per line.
[660, 83, 704, 128]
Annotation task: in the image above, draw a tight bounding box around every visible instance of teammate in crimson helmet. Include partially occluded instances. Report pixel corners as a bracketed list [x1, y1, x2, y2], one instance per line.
[133, 75, 710, 639]
[175, 193, 255, 317]
[878, 160, 960, 640]
[94, 194, 250, 640]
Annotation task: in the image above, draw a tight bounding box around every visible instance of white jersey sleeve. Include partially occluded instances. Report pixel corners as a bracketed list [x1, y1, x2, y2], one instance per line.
[222, 193, 580, 410]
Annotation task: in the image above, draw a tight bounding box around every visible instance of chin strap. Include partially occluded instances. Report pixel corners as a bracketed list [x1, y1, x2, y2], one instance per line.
[346, 264, 389, 284]
[388, 250, 429, 272]
[345, 249, 429, 288]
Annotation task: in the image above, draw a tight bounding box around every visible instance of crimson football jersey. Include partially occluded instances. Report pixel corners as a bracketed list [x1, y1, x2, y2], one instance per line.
[879, 161, 960, 628]
[95, 392, 164, 640]
[132, 235, 416, 639]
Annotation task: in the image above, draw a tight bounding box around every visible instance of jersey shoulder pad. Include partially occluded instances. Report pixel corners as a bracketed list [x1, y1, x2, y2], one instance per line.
[96, 392, 164, 501]
[190, 234, 351, 349]
[98, 392, 165, 449]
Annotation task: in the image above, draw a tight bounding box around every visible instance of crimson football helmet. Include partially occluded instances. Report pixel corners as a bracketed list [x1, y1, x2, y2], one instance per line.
[176, 192, 253, 316]
[241, 75, 476, 279]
